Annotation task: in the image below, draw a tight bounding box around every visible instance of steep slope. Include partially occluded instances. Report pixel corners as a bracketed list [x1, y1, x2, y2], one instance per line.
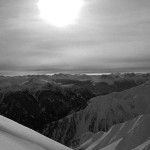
[0, 83, 94, 132]
[0, 115, 72, 150]
[76, 114, 150, 150]
[43, 81, 150, 147]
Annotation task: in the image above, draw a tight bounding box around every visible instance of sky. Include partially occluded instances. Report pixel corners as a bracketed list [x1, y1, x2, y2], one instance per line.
[0, 0, 150, 75]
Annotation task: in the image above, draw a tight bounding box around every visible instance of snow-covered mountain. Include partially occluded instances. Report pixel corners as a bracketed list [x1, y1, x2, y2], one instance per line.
[0, 74, 149, 149]
[76, 114, 150, 150]
[43, 81, 150, 147]
[0, 73, 146, 134]
[0, 115, 72, 150]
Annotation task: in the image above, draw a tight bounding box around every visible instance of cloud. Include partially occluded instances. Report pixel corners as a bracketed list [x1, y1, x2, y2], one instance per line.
[0, 0, 150, 74]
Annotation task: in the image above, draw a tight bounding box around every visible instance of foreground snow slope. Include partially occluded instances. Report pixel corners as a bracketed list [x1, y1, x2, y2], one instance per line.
[0, 115, 72, 150]
[77, 114, 150, 150]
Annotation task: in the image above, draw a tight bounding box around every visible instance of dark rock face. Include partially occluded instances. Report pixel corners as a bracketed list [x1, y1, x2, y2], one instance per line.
[43, 112, 79, 146]
[64, 114, 77, 146]
[88, 113, 97, 132]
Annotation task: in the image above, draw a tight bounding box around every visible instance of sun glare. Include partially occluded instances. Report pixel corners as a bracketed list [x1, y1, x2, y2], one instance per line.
[37, 0, 84, 27]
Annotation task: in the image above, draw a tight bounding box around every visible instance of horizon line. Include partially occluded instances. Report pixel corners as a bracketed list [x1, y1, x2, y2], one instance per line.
[0, 71, 149, 77]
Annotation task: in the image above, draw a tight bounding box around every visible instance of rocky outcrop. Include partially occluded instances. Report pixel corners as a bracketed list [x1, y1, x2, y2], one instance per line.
[76, 114, 150, 150]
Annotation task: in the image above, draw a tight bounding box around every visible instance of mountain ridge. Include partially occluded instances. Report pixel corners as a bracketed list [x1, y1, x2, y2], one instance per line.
[76, 114, 150, 150]
[43, 80, 150, 147]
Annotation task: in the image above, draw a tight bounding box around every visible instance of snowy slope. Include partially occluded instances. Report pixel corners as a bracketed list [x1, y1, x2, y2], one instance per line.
[77, 114, 150, 150]
[43, 81, 150, 146]
[0, 115, 72, 150]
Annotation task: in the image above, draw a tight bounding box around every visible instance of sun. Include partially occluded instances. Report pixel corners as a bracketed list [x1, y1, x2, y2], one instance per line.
[37, 0, 84, 27]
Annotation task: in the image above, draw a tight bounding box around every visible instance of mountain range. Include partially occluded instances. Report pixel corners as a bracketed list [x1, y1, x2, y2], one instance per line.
[43, 80, 150, 147]
[0, 73, 150, 150]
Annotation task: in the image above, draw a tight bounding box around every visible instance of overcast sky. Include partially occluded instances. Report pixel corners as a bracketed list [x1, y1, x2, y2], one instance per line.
[0, 0, 150, 75]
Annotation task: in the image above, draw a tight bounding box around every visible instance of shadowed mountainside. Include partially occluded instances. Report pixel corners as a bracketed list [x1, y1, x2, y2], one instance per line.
[0, 80, 94, 132]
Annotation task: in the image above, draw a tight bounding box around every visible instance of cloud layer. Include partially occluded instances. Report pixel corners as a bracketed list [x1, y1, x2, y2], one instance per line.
[0, 0, 150, 74]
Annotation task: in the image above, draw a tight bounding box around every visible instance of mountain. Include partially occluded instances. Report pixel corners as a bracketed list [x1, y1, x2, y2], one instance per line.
[53, 77, 147, 95]
[52, 73, 149, 95]
[51, 73, 92, 81]
[76, 114, 150, 150]
[0, 73, 148, 95]
[0, 73, 147, 133]
[0, 115, 72, 150]
[43, 80, 150, 147]
[0, 73, 149, 148]
[0, 76, 94, 132]
[51, 73, 150, 83]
